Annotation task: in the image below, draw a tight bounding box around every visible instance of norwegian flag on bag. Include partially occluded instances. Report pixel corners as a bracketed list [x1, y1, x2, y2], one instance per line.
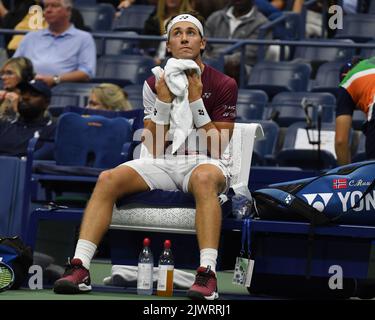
[333, 179, 347, 189]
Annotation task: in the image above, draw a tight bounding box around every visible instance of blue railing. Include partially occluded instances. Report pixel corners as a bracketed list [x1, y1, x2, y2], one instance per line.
[1, 28, 374, 88]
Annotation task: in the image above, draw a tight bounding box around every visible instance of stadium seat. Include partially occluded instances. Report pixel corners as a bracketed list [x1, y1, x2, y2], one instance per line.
[236, 89, 268, 121]
[263, 92, 336, 127]
[292, 39, 355, 77]
[77, 4, 116, 31]
[95, 32, 141, 56]
[123, 84, 144, 110]
[123, 84, 143, 97]
[21, 112, 137, 240]
[63, 106, 144, 132]
[51, 82, 99, 108]
[360, 40, 375, 59]
[293, 39, 355, 63]
[112, 5, 155, 33]
[95, 54, 155, 86]
[275, 122, 340, 170]
[250, 120, 279, 166]
[246, 62, 311, 98]
[310, 61, 344, 97]
[203, 57, 224, 73]
[334, 14, 375, 42]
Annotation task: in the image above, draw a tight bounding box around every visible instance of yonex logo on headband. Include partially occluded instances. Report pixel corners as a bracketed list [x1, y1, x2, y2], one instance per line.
[166, 14, 204, 37]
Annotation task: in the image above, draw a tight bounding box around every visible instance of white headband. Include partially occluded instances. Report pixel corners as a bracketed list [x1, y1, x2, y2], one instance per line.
[166, 14, 204, 37]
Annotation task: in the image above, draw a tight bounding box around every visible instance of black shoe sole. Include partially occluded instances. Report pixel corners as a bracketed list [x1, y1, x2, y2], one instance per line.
[187, 290, 219, 300]
[53, 280, 91, 294]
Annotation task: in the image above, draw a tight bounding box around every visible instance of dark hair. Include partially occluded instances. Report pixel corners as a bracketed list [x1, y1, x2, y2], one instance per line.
[339, 56, 364, 81]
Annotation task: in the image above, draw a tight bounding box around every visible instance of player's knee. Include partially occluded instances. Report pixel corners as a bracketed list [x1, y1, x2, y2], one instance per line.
[190, 170, 220, 194]
[97, 169, 118, 193]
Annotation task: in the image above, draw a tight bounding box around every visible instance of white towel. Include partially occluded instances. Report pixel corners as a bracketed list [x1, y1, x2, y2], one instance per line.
[152, 58, 201, 154]
[103, 264, 195, 289]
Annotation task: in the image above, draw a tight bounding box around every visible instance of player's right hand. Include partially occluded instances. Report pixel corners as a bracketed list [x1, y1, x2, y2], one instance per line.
[155, 73, 174, 103]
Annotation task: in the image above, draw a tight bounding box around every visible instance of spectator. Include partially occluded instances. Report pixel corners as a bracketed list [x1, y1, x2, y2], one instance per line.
[13, 0, 96, 87]
[190, 0, 229, 19]
[0, 56, 35, 121]
[0, 0, 86, 55]
[87, 83, 133, 111]
[53, 11, 238, 300]
[0, 79, 56, 158]
[204, 0, 271, 83]
[335, 56, 374, 165]
[142, 0, 192, 65]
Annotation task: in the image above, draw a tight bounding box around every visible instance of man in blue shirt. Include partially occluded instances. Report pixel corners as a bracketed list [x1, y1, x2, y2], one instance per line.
[13, 0, 96, 87]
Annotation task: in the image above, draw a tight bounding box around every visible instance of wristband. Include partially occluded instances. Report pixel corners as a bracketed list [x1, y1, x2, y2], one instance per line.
[151, 98, 172, 125]
[190, 99, 211, 128]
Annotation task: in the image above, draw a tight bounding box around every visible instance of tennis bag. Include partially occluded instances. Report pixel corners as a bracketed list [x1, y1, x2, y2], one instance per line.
[248, 161, 375, 299]
[253, 160, 375, 226]
[0, 236, 33, 289]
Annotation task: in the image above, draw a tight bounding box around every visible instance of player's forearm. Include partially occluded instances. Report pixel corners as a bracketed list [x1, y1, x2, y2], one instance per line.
[198, 121, 233, 159]
[142, 120, 169, 158]
[335, 140, 351, 166]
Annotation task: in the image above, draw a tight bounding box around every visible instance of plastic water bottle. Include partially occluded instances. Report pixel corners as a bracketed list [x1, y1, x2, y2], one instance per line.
[156, 240, 174, 297]
[232, 194, 253, 219]
[137, 237, 154, 295]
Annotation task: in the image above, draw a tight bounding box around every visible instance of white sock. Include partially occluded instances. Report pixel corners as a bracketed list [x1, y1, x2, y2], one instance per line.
[73, 239, 97, 270]
[200, 248, 218, 273]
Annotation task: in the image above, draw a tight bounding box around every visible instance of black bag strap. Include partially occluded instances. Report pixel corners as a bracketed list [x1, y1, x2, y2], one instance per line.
[253, 188, 331, 225]
[254, 188, 327, 279]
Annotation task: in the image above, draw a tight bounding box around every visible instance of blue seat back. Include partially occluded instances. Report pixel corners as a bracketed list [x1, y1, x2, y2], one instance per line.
[112, 5, 155, 33]
[247, 62, 311, 98]
[264, 92, 336, 127]
[96, 31, 141, 56]
[236, 89, 268, 121]
[51, 82, 99, 107]
[123, 84, 144, 109]
[335, 14, 375, 42]
[55, 113, 133, 168]
[77, 4, 116, 31]
[276, 122, 341, 170]
[62, 106, 144, 132]
[251, 120, 279, 164]
[203, 57, 224, 73]
[96, 54, 155, 85]
[50, 94, 79, 108]
[310, 61, 344, 96]
[360, 40, 375, 58]
[293, 39, 355, 63]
